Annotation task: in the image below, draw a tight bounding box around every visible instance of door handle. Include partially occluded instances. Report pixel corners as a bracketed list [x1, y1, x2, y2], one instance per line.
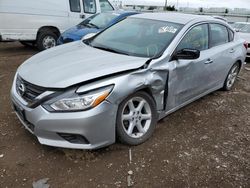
[80, 14, 85, 19]
[230, 49, 235, 53]
[204, 59, 214, 64]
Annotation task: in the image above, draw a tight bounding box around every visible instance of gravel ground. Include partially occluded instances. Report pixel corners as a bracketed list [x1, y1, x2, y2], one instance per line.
[0, 42, 250, 188]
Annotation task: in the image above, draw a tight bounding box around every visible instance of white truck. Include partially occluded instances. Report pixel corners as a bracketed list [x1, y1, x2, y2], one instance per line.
[0, 0, 115, 50]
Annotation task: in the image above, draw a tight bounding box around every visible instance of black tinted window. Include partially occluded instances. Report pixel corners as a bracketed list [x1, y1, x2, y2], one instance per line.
[210, 24, 229, 47]
[177, 24, 209, 51]
[69, 0, 81, 12]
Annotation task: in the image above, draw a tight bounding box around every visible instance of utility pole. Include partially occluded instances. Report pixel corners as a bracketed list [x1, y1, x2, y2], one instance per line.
[165, 0, 168, 10]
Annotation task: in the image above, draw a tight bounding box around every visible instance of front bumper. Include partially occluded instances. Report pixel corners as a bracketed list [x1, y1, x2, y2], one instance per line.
[11, 82, 118, 150]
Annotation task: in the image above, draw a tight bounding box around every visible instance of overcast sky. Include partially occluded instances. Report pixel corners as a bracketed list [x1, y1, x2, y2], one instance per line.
[124, 0, 250, 9]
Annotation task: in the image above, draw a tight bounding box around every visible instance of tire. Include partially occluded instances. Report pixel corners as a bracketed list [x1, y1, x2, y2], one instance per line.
[36, 29, 58, 51]
[116, 91, 157, 146]
[222, 62, 240, 91]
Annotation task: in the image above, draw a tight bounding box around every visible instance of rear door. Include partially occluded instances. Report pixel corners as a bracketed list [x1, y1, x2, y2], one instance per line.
[207, 23, 238, 87]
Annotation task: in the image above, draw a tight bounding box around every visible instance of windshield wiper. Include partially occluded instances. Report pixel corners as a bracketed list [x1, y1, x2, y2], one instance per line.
[91, 45, 130, 56]
[87, 23, 99, 29]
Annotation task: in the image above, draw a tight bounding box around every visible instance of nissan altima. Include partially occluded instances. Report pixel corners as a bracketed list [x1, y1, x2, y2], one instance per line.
[11, 13, 247, 149]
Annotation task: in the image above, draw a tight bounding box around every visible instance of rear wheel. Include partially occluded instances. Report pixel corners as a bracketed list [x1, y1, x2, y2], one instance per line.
[37, 30, 58, 51]
[116, 91, 157, 146]
[222, 62, 240, 91]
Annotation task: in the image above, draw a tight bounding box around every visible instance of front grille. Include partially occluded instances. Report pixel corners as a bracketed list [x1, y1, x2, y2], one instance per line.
[16, 75, 46, 103]
[248, 43, 250, 48]
[63, 38, 74, 44]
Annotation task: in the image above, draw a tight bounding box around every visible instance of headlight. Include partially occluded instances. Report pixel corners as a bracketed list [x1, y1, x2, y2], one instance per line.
[45, 85, 113, 112]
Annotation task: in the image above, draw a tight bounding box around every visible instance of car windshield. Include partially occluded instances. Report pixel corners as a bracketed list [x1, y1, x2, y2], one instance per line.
[239, 24, 250, 33]
[88, 18, 183, 58]
[87, 12, 118, 29]
[79, 14, 97, 27]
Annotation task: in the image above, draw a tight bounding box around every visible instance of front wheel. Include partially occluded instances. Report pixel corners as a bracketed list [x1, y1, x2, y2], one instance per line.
[36, 30, 58, 51]
[222, 62, 240, 91]
[116, 91, 157, 146]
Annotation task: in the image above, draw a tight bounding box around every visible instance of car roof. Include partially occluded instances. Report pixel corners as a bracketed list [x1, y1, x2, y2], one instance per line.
[131, 12, 215, 25]
[105, 10, 139, 15]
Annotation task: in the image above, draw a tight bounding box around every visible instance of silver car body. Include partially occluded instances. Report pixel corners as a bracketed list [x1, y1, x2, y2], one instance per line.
[238, 32, 250, 58]
[231, 22, 250, 57]
[11, 13, 246, 149]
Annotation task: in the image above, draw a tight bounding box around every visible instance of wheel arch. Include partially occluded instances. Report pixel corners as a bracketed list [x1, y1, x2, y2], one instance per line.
[235, 59, 243, 71]
[133, 86, 161, 111]
[36, 26, 61, 40]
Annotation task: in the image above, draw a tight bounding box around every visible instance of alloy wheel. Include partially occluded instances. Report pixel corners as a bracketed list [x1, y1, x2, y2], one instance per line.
[226, 65, 239, 89]
[121, 97, 152, 138]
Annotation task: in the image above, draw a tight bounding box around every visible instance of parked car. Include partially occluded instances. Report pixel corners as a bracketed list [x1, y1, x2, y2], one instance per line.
[235, 23, 250, 59]
[11, 13, 247, 149]
[0, 0, 115, 50]
[58, 11, 139, 45]
[230, 22, 249, 31]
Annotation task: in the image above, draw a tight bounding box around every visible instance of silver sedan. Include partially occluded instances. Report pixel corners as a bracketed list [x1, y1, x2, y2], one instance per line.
[11, 13, 247, 149]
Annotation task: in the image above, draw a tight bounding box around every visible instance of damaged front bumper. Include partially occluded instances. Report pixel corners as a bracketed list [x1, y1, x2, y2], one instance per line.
[11, 83, 117, 150]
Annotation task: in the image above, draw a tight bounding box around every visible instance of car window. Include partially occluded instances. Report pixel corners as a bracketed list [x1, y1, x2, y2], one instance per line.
[79, 14, 97, 26]
[100, 0, 114, 12]
[69, 0, 81, 12]
[89, 13, 117, 28]
[210, 24, 229, 47]
[228, 29, 234, 42]
[177, 24, 209, 51]
[83, 0, 96, 14]
[90, 18, 183, 58]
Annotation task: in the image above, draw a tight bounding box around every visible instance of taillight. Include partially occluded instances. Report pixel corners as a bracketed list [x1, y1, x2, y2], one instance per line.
[244, 41, 248, 50]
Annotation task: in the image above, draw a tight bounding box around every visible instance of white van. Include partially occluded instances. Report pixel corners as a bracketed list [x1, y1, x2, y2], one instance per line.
[0, 0, 115, 50]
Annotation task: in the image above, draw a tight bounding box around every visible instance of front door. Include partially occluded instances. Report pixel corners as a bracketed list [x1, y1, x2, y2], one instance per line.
[68, 0, 84, 26]
[166, 23, 214, 109]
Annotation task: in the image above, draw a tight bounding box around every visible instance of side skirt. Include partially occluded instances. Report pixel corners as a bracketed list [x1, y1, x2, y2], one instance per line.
[157, 84, 223, 120]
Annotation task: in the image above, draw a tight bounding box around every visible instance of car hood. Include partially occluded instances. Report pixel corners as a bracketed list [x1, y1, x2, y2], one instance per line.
[18, 42, 148, 88]
[238, 32, 250, 42]
[63, 25, 100, 38]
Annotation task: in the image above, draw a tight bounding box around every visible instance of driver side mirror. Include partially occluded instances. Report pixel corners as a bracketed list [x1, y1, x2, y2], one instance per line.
[173, 49, 200, 60]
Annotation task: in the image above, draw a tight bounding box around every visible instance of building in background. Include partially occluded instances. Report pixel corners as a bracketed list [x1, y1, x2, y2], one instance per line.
[111, 0, 250, 14]
[110, 0, 250, 22]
